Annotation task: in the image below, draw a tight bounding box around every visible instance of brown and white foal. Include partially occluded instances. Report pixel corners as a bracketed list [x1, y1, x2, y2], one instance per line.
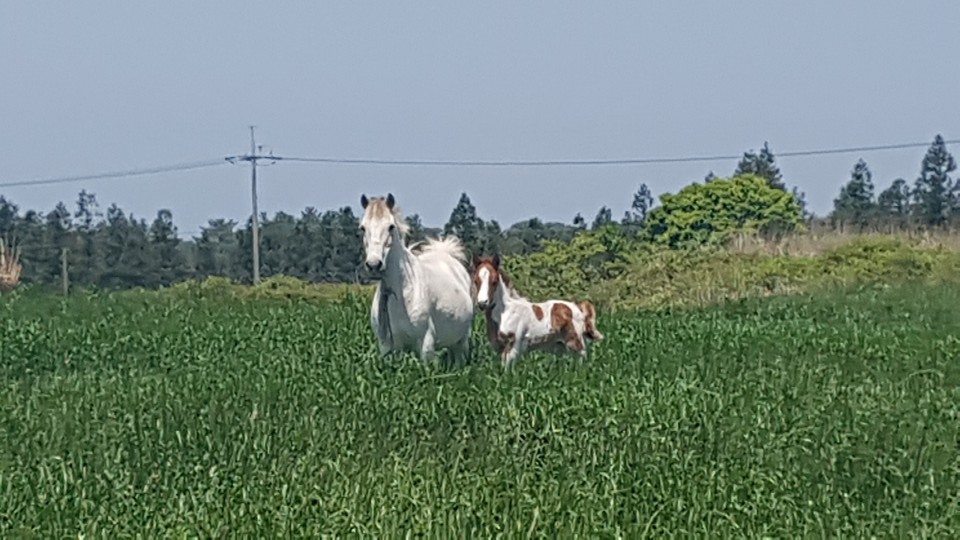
[471, 254, 603, 367]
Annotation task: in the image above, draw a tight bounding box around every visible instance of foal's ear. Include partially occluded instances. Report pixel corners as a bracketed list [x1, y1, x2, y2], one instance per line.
[386, 193, 396, 209]
[492, 253, 501, 268]
[471, 254, 481, 269]
[360, 194, 369, 209]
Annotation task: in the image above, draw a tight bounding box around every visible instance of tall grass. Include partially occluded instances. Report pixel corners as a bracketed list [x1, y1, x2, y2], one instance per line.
[1, 283, 958, 536]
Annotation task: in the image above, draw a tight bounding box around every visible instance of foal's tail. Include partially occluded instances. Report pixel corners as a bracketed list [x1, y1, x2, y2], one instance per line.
[578, 300, 604, 341]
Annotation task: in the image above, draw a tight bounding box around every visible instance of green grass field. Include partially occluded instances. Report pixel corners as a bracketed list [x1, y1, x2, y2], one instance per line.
[1, 284, 959, 536]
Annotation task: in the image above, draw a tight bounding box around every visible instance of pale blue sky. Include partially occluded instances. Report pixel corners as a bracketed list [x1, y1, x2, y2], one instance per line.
[1, 1, 958, 235]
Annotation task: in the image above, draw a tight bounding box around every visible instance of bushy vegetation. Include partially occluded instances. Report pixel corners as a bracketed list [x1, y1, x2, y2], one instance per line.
[6, 230, 949, 314]
[505, 232, 960, 312]
[643, 174, 804, 248]
[1, 284, 958, 536]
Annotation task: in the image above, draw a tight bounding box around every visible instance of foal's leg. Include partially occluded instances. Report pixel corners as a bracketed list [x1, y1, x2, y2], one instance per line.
[581, 338, 592, 360]
[500, 335, 524, 368]
[560, 322, 587, 360]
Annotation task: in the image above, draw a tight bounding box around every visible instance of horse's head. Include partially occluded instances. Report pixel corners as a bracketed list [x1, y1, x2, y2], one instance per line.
[359, 193, 408, 272]
[471, 253, 507, 311]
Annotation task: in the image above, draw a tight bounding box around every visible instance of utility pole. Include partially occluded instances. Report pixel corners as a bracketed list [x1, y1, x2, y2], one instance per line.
[249, 126, 260, 285]
[61, 247, 69, 296]
[227, 126, 276, 285]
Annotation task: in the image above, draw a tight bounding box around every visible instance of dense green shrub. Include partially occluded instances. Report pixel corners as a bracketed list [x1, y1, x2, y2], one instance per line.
[643, 174, 804, 248]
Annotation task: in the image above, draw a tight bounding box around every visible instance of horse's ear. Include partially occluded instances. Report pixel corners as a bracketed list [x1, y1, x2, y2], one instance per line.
[492, 253, 501, 268]
[360, 194, 369, 209]
[386, 193, 395, 209]
[471, 254, 481, 269]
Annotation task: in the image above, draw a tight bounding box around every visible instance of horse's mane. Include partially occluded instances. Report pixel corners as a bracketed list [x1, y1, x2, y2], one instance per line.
[416, 235, 467, 263]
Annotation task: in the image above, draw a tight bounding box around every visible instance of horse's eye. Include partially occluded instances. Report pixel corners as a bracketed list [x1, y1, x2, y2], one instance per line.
[388, 224, 396, 232]
[358, 225, 365, 233]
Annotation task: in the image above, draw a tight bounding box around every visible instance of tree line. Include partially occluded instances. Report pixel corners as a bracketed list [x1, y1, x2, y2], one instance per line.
[830, 135, 958, 232]
[0, 135, 955, 291]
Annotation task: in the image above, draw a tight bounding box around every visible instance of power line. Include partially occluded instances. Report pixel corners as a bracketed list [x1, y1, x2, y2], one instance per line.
[1, 137, 956, 191]
[0, 159, 226, 189]
[276, 139, 960, 167]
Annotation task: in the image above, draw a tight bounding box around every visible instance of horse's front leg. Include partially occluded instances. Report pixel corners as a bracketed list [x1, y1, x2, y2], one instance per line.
[418, 320, 437, 363]
[446, 335, 470, 366]
[371, 285, 395, 355]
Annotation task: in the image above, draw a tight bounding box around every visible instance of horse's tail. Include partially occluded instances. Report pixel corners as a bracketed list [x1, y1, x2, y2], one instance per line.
[578, 300, 604, 341]
[418, 235, 468, 263]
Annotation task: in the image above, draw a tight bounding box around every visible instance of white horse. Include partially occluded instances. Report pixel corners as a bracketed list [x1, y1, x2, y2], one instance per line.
[472, 253, 603, 367]
[359, 193, 475, 363]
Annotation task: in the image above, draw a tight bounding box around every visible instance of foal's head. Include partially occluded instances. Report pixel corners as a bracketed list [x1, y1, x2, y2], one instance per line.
[471, 254, 510, 311]
[359, 193, 409, 272]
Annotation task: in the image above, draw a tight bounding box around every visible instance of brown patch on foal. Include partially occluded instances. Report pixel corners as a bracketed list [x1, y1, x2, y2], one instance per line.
[532, 304, 544, 320]
[550, 303, 573, 330]
[549, 303, 584, 353]
[577, 300, 604, 341]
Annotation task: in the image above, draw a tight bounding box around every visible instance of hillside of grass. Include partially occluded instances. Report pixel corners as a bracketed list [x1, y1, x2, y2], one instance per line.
[591, 236, 960, 311]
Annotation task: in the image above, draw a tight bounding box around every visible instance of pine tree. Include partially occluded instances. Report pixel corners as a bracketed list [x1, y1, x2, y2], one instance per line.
[289, 207, 325, 282]
[620, 184, 655, 234]
[148, 209, 186, 286]
[832, 159, 876, 231]
[591, 206, 613, 230]
[444, 193, 485, 256]
[912, 134, 957, 227]
[72, 190, 105, 286]
[0, 196, 18, 237]
[572, 213, 587, 230]
[405, 214, 426, 244]
[99, 205, 153, 288]
[629, 184, 654, 224]
[39, 202, 74, 284]
[791, 187, 810, 222]
[877, 178, 911, 231]
[735, 142, 784, 191]
[332, 207, 362, 282]
[479, 219, 503, 256]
